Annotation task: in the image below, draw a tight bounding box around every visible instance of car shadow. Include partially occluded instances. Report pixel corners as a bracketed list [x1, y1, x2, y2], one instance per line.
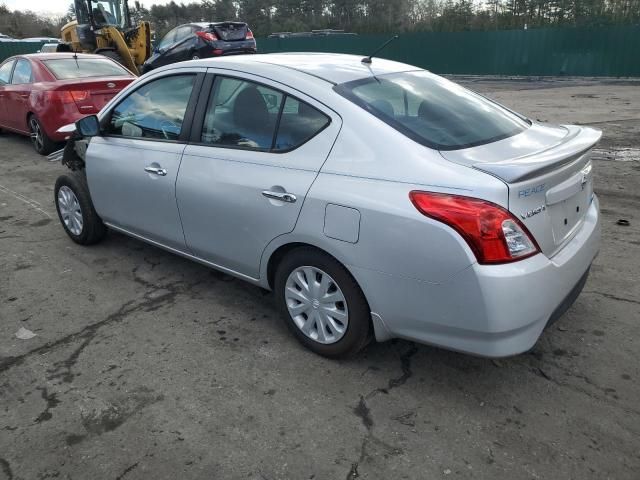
[95, 228, 561, 396]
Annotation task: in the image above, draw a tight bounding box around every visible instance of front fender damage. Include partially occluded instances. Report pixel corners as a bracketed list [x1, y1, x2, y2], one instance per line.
[48, 136, 90, 171]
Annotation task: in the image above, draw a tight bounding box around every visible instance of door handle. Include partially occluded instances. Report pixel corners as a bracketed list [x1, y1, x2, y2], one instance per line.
[20, 94, 29, 98]
[144, 166, 167, 176]
[262, 190, 297, 203]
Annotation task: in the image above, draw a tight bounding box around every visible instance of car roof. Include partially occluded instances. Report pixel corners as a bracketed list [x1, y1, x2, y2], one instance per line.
[180, 53, 421, 85]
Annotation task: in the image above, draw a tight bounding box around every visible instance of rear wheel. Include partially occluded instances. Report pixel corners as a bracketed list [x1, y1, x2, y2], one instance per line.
[54, 173, 107, 245]
[274, 248, 371, 358]
[29, 115, 57, 155]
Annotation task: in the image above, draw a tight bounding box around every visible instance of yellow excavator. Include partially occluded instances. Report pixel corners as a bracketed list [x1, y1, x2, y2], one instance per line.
[58, 0, 151, 75]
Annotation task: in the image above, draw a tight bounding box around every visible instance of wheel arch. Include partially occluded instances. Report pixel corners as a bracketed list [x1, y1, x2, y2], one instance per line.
[263, 238, 393, 343]
[263, 239, 352, 291]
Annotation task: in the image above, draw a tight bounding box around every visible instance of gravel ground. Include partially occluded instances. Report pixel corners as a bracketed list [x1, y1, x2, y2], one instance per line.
[1, 77, 639, 480]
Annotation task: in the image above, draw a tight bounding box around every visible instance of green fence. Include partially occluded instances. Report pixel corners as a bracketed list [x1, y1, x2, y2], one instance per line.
[259, 26, 640, 77]
[2, 26, 638, 76]
[0, 41, 49, 62]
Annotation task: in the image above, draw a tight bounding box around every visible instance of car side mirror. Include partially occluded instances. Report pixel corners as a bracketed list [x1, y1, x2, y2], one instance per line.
[76, 115, 100, 137]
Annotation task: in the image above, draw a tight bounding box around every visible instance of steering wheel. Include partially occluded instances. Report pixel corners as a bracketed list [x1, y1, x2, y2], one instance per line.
[159, 120, 179, 140]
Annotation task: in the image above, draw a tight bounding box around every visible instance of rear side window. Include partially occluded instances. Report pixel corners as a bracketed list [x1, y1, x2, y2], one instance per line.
[43, 58, 130, 80]
[158, 28, 177, 49]
[275, 97, 330, 151]
[11, 59, 32, 84]
[0, 60, 14, 85]
[105, 74, 195, 140]
[174, 25, 194, 42]
[201, 76, 330, 152]
[201, 77, 283, 150]
[335, 71, 529, 150]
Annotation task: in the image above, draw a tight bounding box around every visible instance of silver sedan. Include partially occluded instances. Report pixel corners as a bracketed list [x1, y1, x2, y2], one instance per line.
[54, 53, 601, 358]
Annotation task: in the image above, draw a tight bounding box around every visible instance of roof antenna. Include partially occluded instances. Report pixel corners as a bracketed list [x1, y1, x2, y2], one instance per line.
[362, 35, 399, 64]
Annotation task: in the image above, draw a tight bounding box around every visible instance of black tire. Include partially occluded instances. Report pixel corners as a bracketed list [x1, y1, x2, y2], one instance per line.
[97, 49, 125, 67]
[274, 247, 372, 358]
[29, 114, 58, 155]
[54, 173, 107, 245]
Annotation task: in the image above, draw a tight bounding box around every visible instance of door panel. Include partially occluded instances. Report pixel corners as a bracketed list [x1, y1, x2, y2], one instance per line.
[4, 58, 32, 132]
[0, 59, 16, 127]
[86, 71, 202, 250]
[177, 150, 318, 276]
[87, 137, 187, 249]
[177, 72, 342, 278]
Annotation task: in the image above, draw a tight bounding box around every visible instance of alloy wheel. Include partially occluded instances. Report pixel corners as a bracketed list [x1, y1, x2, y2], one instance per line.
[284, 266, 349, 344]
[30, 117, 43, 151]
[57, 186, 83, 236]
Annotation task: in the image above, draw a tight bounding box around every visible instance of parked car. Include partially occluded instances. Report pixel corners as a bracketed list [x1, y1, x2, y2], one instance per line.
[38, 43, 61, 53]
[54, 53, 601, 358]
[21, 37, 61, 43]
[0, 53, 135, 154]
[141, 22, 256, 73]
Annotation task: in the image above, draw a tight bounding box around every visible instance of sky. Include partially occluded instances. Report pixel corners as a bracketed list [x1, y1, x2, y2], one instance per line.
[2, 0, 173, 17]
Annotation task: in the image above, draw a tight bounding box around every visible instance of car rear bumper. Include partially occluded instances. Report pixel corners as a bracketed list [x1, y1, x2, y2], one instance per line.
[353, 195, 601, 357]
[214, 47, 256, 56]
[39, 106, 91, 142]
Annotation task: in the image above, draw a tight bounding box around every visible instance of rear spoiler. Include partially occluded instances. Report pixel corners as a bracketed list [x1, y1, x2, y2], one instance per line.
[208, 22, 247, 29]
[472, 125, 602, 183]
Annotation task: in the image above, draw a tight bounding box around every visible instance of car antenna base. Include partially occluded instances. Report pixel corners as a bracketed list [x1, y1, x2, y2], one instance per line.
[362, 35, 399, 64]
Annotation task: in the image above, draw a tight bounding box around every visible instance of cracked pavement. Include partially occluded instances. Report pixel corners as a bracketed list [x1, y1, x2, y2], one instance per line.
[1, 77, 640, 479]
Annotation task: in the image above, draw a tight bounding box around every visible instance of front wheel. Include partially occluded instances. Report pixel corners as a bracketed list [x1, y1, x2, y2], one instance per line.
[274, 248, 371, 358]
[54, 173, 107, 245]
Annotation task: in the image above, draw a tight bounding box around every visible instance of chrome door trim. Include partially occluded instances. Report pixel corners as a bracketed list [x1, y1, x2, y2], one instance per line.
[262, 190, 297, 203]
[144, 166, 168, 176]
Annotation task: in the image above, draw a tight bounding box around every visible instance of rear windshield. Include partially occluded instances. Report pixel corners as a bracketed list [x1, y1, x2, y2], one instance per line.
[334, 71, 529, 150]
[43, 58, 130, 80]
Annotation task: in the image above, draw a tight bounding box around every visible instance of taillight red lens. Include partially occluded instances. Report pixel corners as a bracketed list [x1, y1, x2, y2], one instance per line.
[70, 90, 90, 102]
[409, 191, 540, 264]
[45, 90, 90, 103]
[245, 29, 254, 39]
[196, 31, 218, 42]
[45, 91, 74, 104]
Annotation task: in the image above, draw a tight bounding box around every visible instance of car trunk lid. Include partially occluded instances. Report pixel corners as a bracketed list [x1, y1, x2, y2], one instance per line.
[53, 77, 133, 113]
[440, 123, 602, 257]
[209, 22, 248, 41]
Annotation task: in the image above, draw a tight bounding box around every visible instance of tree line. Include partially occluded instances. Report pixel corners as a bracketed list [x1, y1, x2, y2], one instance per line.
[137, 0, 640, 38]
[1, 0, 639, 40]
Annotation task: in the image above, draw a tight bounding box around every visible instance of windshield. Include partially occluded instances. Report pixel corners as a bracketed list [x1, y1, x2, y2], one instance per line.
[335, 71, 529, 150]
[43, 58, 130, 79]
[90, 0, 129, 28]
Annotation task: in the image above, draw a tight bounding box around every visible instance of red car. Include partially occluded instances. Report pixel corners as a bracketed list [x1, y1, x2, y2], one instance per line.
[0, 53, 135, 155]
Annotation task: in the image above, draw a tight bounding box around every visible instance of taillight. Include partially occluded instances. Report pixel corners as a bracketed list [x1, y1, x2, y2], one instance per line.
[44, 91, 74, 104]
[409, 191, 540, 264]
[70, 91, 90, 102]
[196, 31, 218, 42]
[245, 29, 254, 40]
